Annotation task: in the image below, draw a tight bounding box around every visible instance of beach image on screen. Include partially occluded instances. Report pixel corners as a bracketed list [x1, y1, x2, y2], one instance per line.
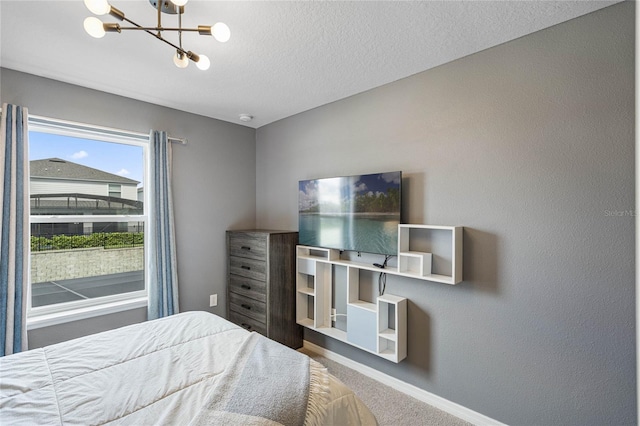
[298, 171, 401, 255]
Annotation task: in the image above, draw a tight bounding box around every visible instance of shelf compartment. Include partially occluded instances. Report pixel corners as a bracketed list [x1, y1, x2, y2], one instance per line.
[296, 293, 315, 326]
[297, 245, 339, 261]
[378, 338, 396, 356]
[377, 295, 407, 362]
[295, 251, 333, 329]
[297, 273, 315, 290]
[346, 266, 376, 312]
[398, 251, 432, 276]
[297, 257, 316, 276]
[398, 224, 462, 284]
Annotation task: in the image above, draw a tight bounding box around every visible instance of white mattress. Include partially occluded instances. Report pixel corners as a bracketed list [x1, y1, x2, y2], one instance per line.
[0, 311, 376, 425]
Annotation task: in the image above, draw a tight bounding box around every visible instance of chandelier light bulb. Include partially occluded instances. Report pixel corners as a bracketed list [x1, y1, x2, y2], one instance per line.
[212, 22, 231, 43]
[196, 55, 210, 71]
[84, 17, 106, 38]
[173, 51, 189, 68]
[84, 0, 110, 16]
[172, 0, 189, 6]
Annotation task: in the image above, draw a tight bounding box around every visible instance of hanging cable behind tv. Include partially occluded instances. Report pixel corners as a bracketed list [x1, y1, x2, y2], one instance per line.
[373, 255, 392, 269]
[376, 255, 392, 295]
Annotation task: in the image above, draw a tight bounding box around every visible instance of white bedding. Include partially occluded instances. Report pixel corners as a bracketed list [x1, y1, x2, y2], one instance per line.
[0, 311, 376, 425]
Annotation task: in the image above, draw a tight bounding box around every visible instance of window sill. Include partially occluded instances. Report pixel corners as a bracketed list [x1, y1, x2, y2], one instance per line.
[27, 297, 148, 330]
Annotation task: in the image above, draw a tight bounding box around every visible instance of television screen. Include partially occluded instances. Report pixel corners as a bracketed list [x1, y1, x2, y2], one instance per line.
[298, 171, 402, 255]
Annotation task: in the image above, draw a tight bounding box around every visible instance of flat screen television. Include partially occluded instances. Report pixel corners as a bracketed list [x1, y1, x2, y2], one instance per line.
[298, 171, 402, 255]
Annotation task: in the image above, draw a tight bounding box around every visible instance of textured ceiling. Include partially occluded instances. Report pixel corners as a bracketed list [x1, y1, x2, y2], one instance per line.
[0, 1, 620, 128]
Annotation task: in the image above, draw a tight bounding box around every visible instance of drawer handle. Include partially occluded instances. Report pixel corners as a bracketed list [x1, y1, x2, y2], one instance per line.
[241, 246, 251, 251]
[241, 304, 252, 310]
[241, 284, 251, 290]
[241, 323, 253, 331]
[241, 265, 251, 270]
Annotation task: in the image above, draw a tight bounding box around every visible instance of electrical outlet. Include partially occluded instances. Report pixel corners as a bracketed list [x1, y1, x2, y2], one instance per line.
[209, 294, 217, 307]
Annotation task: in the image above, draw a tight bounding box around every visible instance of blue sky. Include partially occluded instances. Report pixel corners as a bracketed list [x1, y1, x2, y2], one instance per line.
[29, 131, 144, 186]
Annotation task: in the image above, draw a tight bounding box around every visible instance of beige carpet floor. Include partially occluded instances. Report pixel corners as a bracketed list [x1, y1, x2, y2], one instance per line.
[300, 348, 472, 426]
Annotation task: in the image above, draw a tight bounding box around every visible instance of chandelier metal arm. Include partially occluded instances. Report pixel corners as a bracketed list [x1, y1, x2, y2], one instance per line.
[111, 26, 205, 33]
[108, 5, 208, 49]
[177, 5, 183, 50]
[104, 21, 199, 62]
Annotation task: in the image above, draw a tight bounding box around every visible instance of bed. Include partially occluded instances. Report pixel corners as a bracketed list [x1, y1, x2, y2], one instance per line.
[0, 311, 377, 425]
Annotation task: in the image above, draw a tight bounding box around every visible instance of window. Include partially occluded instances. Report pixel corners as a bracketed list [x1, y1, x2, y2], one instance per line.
[108, 183, 122, 198]
[28, 117, 149, 324]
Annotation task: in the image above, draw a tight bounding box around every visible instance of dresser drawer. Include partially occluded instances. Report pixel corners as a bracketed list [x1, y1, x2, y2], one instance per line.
[229, 256, 266, 281]
[229, 292, 266, 323]
[229, 311, 267, 336]
[228, 233, 267, 260]
[229, 275, 267, 302]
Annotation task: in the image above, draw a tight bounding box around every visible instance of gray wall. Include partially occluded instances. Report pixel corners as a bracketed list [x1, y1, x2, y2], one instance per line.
[256, 3, 635, 425]
[0, 68, 257, 348]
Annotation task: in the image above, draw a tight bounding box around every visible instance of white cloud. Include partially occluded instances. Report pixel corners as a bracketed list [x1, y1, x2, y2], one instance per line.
[380, 172, 401, 184]
[115, 169, 130, 176]
[299, 181, 319, 210]
[70, 150, 88, 159]
[352, 182, 367, 192]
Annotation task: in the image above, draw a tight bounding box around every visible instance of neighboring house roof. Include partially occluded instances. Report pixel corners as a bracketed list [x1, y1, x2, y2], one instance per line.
[30, 158, 139, 185]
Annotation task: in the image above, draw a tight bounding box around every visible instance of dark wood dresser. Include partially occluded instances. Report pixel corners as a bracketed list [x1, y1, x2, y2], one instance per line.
[226, 230, 302, 349]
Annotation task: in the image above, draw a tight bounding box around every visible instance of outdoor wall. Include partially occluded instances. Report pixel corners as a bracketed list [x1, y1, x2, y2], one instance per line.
[1, 68, 257, 349]
[31, 247, 143, 283]
[255, 3, 635, 426]
[30, 179, 138, 200]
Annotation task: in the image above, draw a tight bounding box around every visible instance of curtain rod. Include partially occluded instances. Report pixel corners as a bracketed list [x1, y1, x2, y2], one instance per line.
[169, 137, 187, 145]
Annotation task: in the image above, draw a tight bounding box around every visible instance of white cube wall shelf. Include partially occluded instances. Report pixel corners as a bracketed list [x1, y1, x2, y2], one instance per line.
[295, 224, 463, 362]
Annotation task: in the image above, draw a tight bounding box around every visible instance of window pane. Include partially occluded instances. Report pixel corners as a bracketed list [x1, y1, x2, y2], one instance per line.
[108, 184, 122, 199]
[29, 133, 144, 215]
[30, 222, 145, 308]
[28, 127, 147, 313]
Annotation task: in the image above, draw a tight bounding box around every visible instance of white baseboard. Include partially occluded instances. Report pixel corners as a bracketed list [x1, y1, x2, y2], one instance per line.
[303, 340, 506, 426]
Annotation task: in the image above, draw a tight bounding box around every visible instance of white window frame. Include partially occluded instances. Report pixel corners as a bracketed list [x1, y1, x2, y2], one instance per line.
[26, 116, 151, 329]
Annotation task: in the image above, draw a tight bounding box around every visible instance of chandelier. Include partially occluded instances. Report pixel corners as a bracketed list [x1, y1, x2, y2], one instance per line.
[83, 0, 230, 71]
